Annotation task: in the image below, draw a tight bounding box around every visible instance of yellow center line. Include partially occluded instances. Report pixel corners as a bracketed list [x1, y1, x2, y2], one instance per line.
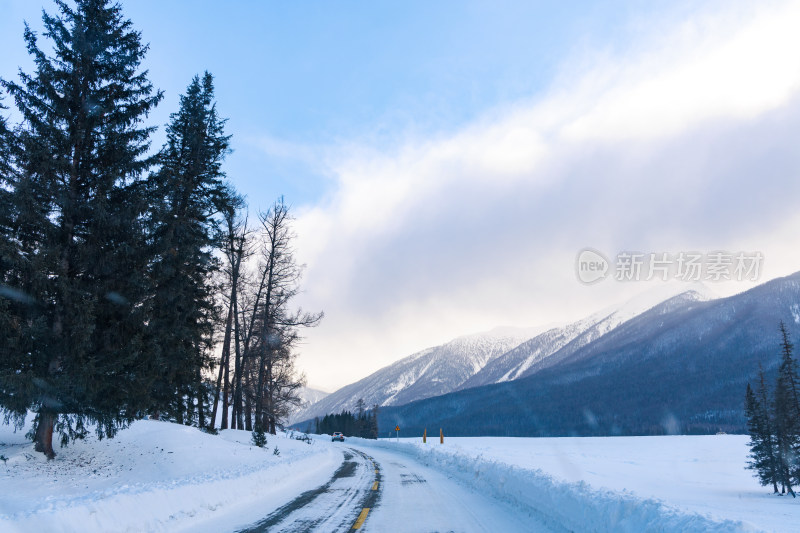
[371, 481, 379, 490]
[375, 469, 379, 474]
[352, 508, 370, 530]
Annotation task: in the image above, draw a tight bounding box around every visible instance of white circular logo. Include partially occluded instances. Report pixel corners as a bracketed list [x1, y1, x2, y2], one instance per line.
[576, 248, 609, 284]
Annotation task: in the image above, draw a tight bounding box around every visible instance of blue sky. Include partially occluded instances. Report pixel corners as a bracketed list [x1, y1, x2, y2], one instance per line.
[5, 0, 688, 208]
[4, 1, 800, 391]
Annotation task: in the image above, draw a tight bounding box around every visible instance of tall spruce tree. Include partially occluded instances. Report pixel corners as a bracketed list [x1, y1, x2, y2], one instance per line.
[0, 95, 12, 278]
[0, 0, 162, 458]
[0, 95, 27, 423]
[0, 93, 42, 429]
[745, 368, 780, 493]
[775, 321, 800, 492]
[0, 94, 9, 177]
[146, 72, 236, 426]
[773, 377, 795, 495]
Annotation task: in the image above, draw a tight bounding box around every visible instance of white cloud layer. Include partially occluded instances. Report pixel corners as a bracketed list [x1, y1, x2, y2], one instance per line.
[292, 0, 800, 391]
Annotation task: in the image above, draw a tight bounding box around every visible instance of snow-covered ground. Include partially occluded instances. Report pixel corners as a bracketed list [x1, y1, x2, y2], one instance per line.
[3, 420, 796, 532]
[349, 434, 798, 532]
[0, 419, 338, 533]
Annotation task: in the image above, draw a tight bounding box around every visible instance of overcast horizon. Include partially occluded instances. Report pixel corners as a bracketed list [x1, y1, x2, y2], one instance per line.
[4, 0, 800, 392]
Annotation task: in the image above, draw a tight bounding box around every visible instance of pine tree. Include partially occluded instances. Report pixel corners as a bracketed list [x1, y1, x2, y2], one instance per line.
[370, 404, 380, 439]
[0, 96, 29, 426]
[146, 72, 236, 426]
[0, 96, 12, 276]
[745, 368, 780, 493]
[774, 321, 800, 493]
[773, 378, 795, 495]
[0, 94, 9, 176]
[251, 425, 267, 448]
[356, 398, 366, 437]
[0, 0, 162, 458]
[0, 95, 41, 429]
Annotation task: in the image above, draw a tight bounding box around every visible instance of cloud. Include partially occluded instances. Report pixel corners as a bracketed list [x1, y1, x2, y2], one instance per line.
[292, 0, 800, 391]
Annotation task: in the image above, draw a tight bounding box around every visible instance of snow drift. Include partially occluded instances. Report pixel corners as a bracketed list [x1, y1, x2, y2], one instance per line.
[0, 420, 338, 533]
[351, 437, 752, 533]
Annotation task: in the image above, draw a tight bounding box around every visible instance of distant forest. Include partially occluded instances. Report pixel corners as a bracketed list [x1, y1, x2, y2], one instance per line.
[311, 400, 379, 439]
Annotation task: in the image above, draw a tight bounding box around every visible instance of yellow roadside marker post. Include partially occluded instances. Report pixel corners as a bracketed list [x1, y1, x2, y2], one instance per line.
[423, 428, 427, 443]
[440, 428, 443, 444]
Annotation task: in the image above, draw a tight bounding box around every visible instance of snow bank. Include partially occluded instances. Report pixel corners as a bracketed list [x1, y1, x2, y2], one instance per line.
[0, 420, 338, 533]
[351, 437, 753, 533]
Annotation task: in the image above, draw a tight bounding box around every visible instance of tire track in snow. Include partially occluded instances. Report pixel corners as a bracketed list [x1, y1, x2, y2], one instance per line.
[237, 447, 381, 533]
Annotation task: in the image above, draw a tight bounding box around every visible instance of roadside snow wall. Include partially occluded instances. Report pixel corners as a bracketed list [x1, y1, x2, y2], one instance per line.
[354, 439, 751, 533]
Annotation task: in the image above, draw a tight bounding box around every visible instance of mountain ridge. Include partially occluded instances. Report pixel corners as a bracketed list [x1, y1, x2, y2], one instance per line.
[368, 272, 800, 437]
[296, 282, 715, 425]
[291, 326, 540, 422]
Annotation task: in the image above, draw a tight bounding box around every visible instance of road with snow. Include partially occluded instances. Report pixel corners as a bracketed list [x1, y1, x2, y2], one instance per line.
[1, 419, 785, 531]
[239, 442, 550, 533]
[237, 448, 379, 532]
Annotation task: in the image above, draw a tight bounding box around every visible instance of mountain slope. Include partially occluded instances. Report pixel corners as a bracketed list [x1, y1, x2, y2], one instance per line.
[459, 283, 714, 389]
[292, 327, 539, 422]
[288, 387, 330, 424]
[375, 272, 800, 437]
[298, 386, 329, 407]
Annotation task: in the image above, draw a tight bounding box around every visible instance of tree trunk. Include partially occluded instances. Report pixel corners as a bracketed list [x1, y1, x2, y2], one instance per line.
[34, 412, 57, 460]
[209, 342, 225, 430]
[223, 245, 243, 430]
[232, 297, 243, 430]
[266, 358, 276, 435]
[255, 351, 266, 429]
[234, 265, 268, 431]
[221, 332, 231, 430]
[176, 390, 184, 425]
[244, 370, 253, 431]
[210, 304, 233, 431]
[197, 362, 205, 429]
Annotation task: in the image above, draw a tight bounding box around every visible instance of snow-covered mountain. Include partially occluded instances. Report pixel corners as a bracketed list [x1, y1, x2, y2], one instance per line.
[292, 326, 540, 423]
[287, 386, 330, 424]
[459, 282, 715, 389]
[378, 272, 800, 437]
[295, 284, 717, 426]
[299, 386, 330, 407]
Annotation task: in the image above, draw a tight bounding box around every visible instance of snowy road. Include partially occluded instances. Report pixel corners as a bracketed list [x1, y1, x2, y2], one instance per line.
[237, 448, 379, 532]
[238, 442, 552, 533]
[352, 443, 552, 533]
